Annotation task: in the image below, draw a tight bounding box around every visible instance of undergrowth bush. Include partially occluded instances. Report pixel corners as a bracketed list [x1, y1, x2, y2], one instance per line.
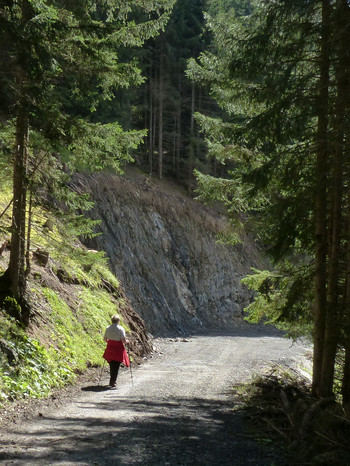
[0, 314, 74, 405]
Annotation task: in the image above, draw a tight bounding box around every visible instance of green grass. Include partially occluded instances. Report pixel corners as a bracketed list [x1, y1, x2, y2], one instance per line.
[41, 286, 129, 370]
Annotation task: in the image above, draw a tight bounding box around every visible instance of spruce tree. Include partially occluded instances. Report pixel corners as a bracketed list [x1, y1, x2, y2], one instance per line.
[188, 0, 350, 407]
[0, 0, 174, 303]
[134, 0, 209, 184]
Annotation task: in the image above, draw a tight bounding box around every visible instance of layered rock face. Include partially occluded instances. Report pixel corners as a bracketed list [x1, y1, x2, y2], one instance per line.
[79, 171, 262, 336]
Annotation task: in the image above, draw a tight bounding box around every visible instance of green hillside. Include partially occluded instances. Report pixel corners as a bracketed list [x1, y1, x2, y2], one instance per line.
[0, 179, 146, 406]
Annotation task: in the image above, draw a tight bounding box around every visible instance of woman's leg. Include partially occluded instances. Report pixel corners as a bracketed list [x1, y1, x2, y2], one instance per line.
[109, 360, 121, 386]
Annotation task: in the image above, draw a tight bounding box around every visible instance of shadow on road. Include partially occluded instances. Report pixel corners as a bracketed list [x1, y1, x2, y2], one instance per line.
[81, 385, 112, 392]
[1, 394, 288, 465]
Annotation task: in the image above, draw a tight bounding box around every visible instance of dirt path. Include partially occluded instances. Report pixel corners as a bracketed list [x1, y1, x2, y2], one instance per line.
[0, 326, 310, 465]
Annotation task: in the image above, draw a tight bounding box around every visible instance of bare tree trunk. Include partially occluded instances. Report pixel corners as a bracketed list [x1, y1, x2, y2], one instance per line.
[188, 83, 195, 196]
[158, 39, 164, 180]
[143, 67, 149, 168]
[8, 105, 29, 300]
[344, 349, 350, 415]
[320, 0, 349, 398]
[320, 0, 350, 398]
[343, 174, 350, 414]
[321, 129, 343, 396]
[5, 0, 33, 302]
[175, 77, 182, 179]
[313, 0, 331, 397]
[340, 0, 350, 413]
[196, 88, 201, 160]
[25, 189, 33, 276]
[149, 67, 154, 176]
[152, 58, 157, 177]
[172, 116, 177, 172]
[320, 32, 346, 395]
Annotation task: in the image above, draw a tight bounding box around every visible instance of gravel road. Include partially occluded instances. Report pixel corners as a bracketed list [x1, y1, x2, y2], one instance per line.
[0, 326, 310, 465]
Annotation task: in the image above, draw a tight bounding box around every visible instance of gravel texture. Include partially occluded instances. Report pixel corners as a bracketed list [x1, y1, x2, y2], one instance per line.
[0, 326, 310, 465]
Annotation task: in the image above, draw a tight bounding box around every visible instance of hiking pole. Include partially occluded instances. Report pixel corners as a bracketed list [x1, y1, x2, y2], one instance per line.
[126, 344, 134, 387]
[98, 359, 106, 386]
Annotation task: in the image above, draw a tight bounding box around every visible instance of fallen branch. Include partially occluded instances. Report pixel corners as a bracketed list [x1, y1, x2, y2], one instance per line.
[263, 416, 288, 439]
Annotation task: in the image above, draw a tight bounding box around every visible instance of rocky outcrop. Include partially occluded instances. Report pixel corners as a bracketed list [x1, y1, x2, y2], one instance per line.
[78, 171, 263, 336]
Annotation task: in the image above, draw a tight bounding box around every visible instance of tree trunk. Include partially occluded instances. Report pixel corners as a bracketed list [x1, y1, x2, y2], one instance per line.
[340, 0, 350, 413]
[175, 77, 182, 179]
[25, 189, 33, 276]
[6, 0, 32, 302]
[149, 67, 154, 176]
[320, 129, 343, 396]
[343, 172, 350, 413]
[320, 0, 347, 395]
[8, 106, 29, 300]
[313, 0, 331, 397]
[196, 88, 202, 160]
[172, 116, 177, 173]
[187, 83, 195, 196]
[158, 40, 164, 180]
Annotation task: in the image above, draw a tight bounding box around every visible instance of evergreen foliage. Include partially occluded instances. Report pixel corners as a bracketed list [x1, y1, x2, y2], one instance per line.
[0, 0, 175, 301]
[3, 0, 350, 417]
[124, 0, 215, 185]
[189, 0, 350, 409]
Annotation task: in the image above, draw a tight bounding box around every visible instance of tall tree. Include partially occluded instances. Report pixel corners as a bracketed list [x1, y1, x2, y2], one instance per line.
[0, 0, 174, 304]
[313, 0, 331, 398]
[188, 0, 350, 406]
[134, 0, 209, 185]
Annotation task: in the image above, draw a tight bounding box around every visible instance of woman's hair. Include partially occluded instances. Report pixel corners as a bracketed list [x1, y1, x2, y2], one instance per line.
[111, 314, 120, 324]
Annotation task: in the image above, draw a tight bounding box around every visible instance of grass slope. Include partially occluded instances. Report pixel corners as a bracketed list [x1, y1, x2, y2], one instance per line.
[0, 177, 147, 406]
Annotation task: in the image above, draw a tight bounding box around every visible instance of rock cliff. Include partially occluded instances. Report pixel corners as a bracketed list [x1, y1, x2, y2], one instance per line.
[78, 170, 262, 336]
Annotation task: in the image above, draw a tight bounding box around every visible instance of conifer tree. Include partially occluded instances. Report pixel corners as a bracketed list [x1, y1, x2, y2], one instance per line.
[188, 0, 350, 407]
[135, 0, 209, 185]
[0, 0, 174, 304]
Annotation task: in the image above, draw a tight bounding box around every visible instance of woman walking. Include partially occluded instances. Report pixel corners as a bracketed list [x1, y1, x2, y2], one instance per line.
[103, 314, 129, 388]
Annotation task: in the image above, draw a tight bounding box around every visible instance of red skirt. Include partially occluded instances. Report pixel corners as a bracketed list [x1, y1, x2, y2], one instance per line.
[103, 340, 130, 367]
